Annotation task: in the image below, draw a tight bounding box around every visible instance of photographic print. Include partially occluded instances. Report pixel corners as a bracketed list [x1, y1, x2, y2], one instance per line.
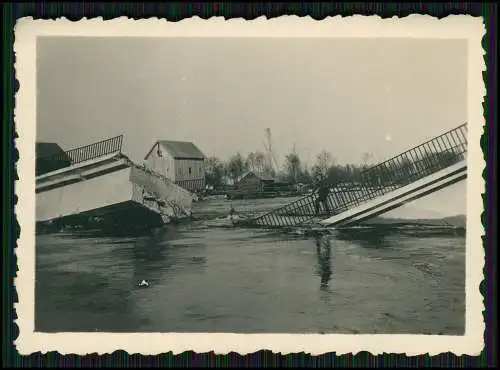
[14, 15, 485, 355]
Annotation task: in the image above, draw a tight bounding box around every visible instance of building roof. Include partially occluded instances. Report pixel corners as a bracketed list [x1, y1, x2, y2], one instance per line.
[36, 142, 70, 161]
[145, 140, 205, 160]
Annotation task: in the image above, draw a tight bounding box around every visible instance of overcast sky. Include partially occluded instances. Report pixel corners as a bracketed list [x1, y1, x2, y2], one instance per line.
[37, 36, 467, 166]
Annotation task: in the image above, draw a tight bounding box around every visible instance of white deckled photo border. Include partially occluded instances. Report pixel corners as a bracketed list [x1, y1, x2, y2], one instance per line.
[14, 15, 486, 356]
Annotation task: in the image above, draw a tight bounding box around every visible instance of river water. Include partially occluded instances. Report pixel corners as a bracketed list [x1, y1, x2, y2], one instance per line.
[35, 197, 465, 335]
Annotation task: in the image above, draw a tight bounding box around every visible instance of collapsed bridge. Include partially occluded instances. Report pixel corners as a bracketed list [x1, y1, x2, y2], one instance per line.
[238, 123, 468, 230]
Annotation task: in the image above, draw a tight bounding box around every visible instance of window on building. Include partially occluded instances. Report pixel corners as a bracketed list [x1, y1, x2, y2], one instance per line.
[188, 167, 192, 175]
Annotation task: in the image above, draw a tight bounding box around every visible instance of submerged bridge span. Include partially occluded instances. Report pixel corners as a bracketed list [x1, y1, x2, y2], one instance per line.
[240, 123, 468, 230]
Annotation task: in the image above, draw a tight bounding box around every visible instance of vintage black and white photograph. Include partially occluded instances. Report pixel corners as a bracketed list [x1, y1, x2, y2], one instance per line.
[15, 16, 485, 355]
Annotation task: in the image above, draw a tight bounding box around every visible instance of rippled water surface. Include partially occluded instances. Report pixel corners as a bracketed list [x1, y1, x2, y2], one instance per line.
[36, 198, 465, 334]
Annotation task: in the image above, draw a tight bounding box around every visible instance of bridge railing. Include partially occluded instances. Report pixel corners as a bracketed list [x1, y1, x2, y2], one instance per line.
[328, 123, 468, 213]
[245, 123, 468, 229]
[52, 135, 124, 166]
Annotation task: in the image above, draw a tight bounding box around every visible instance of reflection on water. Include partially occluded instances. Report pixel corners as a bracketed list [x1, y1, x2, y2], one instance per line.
[36, 203, 466, 335]
[315, 236, 333, 291]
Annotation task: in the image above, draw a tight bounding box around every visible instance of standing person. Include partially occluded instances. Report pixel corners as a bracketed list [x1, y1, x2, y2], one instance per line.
[314, 177, 331, 215]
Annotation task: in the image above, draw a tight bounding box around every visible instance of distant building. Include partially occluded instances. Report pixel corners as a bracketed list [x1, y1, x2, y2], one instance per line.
[36, 142, 72, 176]
[229, 171, 277, 199]
[144, 140, 206, 192]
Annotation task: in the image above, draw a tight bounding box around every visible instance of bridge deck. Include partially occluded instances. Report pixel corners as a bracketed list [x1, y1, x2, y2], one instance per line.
[320, 160, 467, 227]
[36, 135, 194, 224]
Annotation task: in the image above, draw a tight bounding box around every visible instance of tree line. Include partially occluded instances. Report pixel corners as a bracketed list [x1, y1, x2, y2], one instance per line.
[204, 147, 465, 189]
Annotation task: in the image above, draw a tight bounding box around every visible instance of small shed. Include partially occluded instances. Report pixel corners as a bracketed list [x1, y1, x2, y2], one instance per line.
[36, 142, 72, 176]
[235, 171, 276, 194]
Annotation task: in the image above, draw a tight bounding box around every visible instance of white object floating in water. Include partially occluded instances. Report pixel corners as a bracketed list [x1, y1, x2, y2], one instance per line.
[138, 280, 150, 287]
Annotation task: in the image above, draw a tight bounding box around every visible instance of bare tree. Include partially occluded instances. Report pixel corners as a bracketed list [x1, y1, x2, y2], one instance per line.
[362, 152, 373, 168]
[254, 151, 266, 173]
[227, 153, 246, 183]
[284, 150, 302, 183]
[204, 156, 226, 188]
[312, 150, 335, 181]
[245, 152, 257, 172]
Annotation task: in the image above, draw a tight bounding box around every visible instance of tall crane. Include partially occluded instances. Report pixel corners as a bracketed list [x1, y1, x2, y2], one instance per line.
[263, 128, 280, 173]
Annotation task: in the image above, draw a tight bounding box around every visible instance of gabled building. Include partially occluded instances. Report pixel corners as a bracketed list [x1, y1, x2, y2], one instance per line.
[144, 140, 206, 192]
[228, 171, 277, 199]
[36, 142, 72, 176]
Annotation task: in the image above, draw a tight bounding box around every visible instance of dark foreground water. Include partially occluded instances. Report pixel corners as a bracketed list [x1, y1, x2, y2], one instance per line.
[36, 198, 465, 334]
